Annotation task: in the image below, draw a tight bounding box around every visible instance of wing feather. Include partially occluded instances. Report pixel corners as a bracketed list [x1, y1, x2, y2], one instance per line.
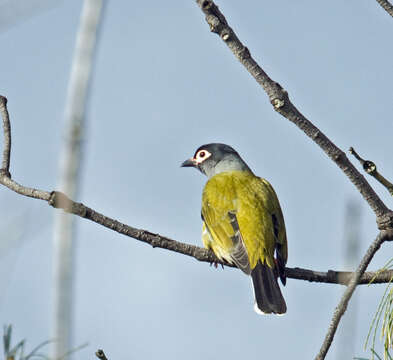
[228, 211, 251, 274]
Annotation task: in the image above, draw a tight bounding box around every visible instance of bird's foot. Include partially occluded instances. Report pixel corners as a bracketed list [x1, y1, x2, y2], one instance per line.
[210, 261, 224, 269]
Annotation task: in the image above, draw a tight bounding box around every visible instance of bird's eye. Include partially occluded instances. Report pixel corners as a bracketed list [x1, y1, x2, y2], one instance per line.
[194, 149, 211, 163]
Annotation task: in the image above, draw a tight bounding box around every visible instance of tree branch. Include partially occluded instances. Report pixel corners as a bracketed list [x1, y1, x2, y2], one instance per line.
[286, 267, 393, 285]
[195, 0, 393, 226]
[0, 96, 11, 176]
[375, 0, 393, 18]
[349, 147, 393, 196]
[316, 230, 392, 360]
[1, 175, 393, 286]
[0, 96, 392, 288]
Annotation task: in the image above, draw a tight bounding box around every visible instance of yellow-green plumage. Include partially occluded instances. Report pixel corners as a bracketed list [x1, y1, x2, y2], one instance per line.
[201, 171, 287, 271]
[182, 143, 287, 314]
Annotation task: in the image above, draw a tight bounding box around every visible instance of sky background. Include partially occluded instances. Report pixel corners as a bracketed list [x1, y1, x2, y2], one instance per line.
[0, 1, 392, 359]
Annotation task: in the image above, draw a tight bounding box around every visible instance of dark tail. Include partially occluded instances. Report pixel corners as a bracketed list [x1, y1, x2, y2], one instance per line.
[251, 261, 286, 315]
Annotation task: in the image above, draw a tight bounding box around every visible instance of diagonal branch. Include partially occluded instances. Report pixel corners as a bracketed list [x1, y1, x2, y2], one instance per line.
[316, 230, 393, 360]
[195, 0, 393, 226]
[192, 2, 393, 359]
[375, 0, 393, 18]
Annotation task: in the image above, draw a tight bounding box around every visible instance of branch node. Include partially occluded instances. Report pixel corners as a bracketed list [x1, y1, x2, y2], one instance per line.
[381, 228, 393, 241]
[363, 160, 377, 175]
[272, 98, 285, 109]
[207, 15, 220, 33]
[201, 0, 212, 10]
[270, 83, 287, 109]
[221, 30, 231, 41]
[95, 349, 108, 360]
[350, 147, 393, 196]
[377, 211, 393, 231]
[49, 191, 73, 211]
[0, 168, 11, 178]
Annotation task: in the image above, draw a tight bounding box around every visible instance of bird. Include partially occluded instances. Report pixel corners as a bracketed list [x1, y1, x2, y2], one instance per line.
[181, 143, 287, 314]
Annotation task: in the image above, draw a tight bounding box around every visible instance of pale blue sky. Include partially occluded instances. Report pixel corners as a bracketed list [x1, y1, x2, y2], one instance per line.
[0, 1, 392, 359]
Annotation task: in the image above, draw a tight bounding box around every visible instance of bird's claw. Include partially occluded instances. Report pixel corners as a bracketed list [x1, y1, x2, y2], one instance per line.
[209, 261, 224, 269]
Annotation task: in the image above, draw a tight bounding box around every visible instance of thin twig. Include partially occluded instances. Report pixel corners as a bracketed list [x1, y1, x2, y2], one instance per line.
[315, 231, 392, 360]
[95, 349, 108, 360]
[349, 147, 393, 196]
[195, 0, 393, 227]
[0, 175, 51, 200]
[0, 96, 11, 176]
[375, 0, 393, 18]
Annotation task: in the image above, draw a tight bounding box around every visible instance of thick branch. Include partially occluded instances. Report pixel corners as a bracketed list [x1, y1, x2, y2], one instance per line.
[195, 0, 392, 224]
[376, 0, 393, 18]
[316, 231, 392, 360]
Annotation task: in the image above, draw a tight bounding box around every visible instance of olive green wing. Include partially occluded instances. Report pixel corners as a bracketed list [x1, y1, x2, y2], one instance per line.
[201, 175, 251, 275]
[258, 177, 288, 284]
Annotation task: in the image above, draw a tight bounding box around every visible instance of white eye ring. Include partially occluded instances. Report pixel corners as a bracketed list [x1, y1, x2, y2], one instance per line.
[194, 149, 211, 164]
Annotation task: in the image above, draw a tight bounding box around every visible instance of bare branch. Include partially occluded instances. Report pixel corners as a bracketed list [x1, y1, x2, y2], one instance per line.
[195, 0, 392, 224]
[0, 174, 51, 200]
[0, 95, 392, 288]
[0, 96, 11, 176]
[375, 0, 393, 18]
[95, 349, 108, 360]
[286, 267, 393, 285]
[316, 230, 393, 360]
[0, 176, 392, 285]
[349, 147, 393, 196]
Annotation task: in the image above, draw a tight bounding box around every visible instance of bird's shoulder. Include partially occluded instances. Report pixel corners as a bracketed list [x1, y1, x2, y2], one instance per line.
[203, 170, 256, 191]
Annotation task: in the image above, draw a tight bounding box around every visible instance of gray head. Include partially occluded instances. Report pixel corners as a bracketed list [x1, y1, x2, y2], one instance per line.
[181, 143, 252, 178]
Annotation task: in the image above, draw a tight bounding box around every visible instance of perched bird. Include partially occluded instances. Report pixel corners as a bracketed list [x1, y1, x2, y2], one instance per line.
[182, 143, 287, 314]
